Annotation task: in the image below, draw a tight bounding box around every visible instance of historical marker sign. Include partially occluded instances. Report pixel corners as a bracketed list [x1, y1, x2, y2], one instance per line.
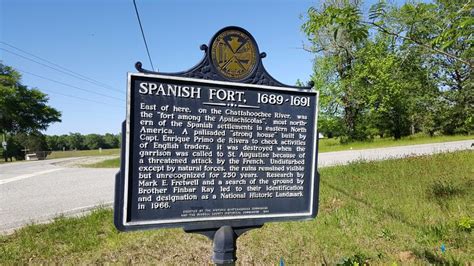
[115, 73, 319, 230]
[115, 26, 319, 234]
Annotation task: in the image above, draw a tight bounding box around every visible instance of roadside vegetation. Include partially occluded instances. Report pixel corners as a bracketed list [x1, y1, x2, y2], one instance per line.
[318, 133, 473, 153]
[1, 151, 472, 264]
[1, 134, 471, 165]
[0, 130, 121, 162]
[79, 134, 473, 169]
[303, 0, 472, 142]
[0, 148, 120, 164]
[80, 157, 120, 168]
[48, 148, 120, 159]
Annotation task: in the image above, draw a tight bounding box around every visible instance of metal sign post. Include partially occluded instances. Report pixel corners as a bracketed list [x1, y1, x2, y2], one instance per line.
[114, 26, 320, 264]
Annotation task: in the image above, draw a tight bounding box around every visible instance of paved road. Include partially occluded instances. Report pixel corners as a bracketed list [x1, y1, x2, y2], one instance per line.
[0, 158, 117, 233]
[0, 140, 472, 233]
[318, 139, 473, 167]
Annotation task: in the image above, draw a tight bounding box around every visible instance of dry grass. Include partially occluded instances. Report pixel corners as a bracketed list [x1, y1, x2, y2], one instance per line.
[47, 148, 120, 159]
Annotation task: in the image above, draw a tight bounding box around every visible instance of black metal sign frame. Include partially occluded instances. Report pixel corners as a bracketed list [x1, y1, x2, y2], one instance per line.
[114, 73, 319, 232]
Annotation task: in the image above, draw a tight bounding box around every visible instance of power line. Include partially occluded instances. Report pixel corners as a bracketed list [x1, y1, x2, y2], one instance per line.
[40, 88, 123, 108]
[0, 47, 124, 95]
[0, 41, 118, 92]
[16, 68, 124, 102]
[133, 0, 156, 71]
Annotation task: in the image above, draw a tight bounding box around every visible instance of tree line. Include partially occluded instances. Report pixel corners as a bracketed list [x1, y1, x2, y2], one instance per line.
[302, 0, 472, 141]
[45, 133, 121, 151]
[1, 63, 60, 161]
[1, 63, 120, 161]
[2, 0, 472, 162]
[1, 132, 121, 161]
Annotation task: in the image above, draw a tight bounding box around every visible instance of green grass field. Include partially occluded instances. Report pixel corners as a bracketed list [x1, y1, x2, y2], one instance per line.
[1, 151, 472, 264]
[47, 148, 120, 159]
[317, 133, 473, 153]
[81, 158, 120, 168]
[1, 134, 471, 166]
[0, 148, 120, 164]
[80, 134, 473, 169]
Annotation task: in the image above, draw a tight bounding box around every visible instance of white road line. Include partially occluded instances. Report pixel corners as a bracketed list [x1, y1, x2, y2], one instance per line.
[0, 168, 63, 185]
[0, 201, 114, 234]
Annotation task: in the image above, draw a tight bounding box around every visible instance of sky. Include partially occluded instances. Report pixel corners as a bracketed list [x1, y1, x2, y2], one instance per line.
[1, 0, 401, 135]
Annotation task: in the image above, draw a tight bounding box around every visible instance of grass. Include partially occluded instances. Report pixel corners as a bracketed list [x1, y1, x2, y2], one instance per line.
[81, 158, 120, 168]
[1, 150, 472, 264]
[47, 148, 120, 159]
[318, 133, 473, 153]
[81, 134, 473, 169]
[1, 134, 471, 166]
[0, 148, 120, 164]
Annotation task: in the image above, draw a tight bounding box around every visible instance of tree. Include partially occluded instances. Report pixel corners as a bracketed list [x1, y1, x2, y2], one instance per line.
[103, 133, 120, 149]
[13, 132, 48, 152]
[5, 137, 23, 161]
[432, 0, 473, 134]
[368, 0, 473, 135]
[0, 64, 61, 134]
[302, 0, 370, 140]
[302, 0, 473, 141]
[45, 135, 60, 151]
[351, 36, 438, 139]
[57, 135, 70, 150]
[310, 56, 346, 138]
[44, 133, 120, 151]
[84, 134, 105, 150]
[0, 63, 61, 161]
[67, 132, 84, 150]
[368, 0, 473, 68]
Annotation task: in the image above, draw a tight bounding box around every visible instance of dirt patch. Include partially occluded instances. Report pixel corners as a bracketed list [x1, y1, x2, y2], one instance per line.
[398, 251, 416, 262]
[52, 156, 119, 168]
[321, 197, 344, 213]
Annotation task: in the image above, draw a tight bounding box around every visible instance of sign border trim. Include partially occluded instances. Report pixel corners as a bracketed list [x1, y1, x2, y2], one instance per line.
[122, 72, 319, 227]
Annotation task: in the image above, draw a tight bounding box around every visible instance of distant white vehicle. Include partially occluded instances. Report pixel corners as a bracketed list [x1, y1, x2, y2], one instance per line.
[318, 133, 324, 139]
